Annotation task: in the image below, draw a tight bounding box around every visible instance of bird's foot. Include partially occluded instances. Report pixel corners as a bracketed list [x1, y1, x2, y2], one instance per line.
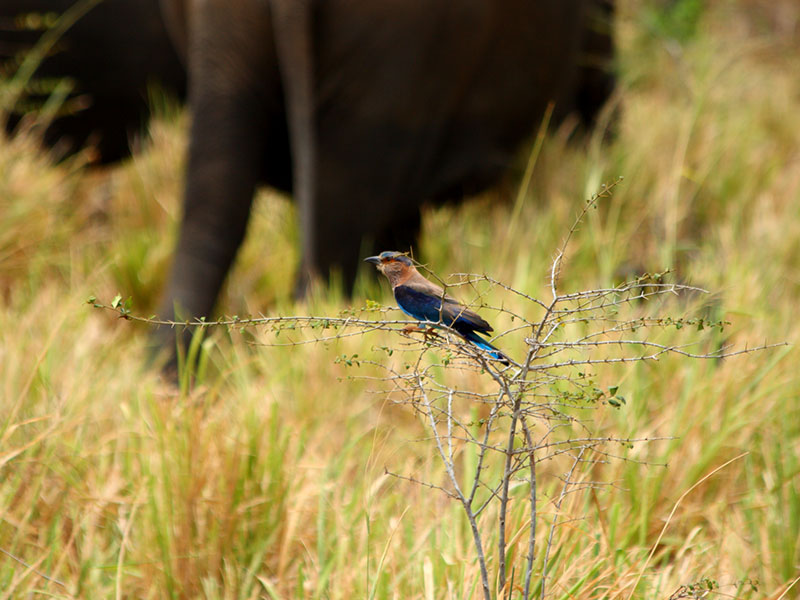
[422, 326, 439, 340]
[402, 325, 440, 341]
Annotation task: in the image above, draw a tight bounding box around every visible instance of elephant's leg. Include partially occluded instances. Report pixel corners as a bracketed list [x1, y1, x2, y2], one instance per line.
[373, 210, 423, 264]
[155, 0, 277, 358]
[306, 183, 423, 292]
[271, 0, 317, 294]
[575, 0, 615, 127]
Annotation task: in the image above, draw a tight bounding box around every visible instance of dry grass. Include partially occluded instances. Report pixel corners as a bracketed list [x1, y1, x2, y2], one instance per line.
[1, 0, 799, 598]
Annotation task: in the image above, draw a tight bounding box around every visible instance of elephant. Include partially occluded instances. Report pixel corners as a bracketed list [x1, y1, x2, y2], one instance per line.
[1, 0, 185, 163]
[2, 1, 613, 361]
[157, 0, 614, 353]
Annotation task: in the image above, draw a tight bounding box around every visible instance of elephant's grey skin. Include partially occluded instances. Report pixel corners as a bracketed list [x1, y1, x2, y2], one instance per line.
[156, 0, 614, 356]
[1, 0, 186, 163]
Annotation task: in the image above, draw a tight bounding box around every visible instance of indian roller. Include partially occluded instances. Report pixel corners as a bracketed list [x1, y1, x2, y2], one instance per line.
[365, 251, 509, 365]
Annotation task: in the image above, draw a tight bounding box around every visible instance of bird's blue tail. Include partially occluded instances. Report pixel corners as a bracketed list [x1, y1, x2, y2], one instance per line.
[463, 331, 510, 365]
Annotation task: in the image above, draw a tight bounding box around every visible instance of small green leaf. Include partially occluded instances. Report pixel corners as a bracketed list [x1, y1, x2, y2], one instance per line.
[111, 294, 122, 309]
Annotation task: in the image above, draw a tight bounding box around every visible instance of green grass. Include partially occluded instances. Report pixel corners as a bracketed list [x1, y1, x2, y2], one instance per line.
[2, 1, 799, 598]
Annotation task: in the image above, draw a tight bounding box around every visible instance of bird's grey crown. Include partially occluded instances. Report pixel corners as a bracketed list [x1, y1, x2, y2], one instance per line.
[379, 251, 413, 266]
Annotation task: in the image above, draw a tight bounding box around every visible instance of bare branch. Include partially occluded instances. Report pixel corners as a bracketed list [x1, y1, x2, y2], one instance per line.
[89, 179, 779, 599]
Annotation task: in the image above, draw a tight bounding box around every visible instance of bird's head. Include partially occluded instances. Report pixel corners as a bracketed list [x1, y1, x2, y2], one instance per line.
[364, 251, 415, 283]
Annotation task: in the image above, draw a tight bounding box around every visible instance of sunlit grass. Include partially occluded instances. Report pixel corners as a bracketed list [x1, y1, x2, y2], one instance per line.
[2, 0, 799, 598]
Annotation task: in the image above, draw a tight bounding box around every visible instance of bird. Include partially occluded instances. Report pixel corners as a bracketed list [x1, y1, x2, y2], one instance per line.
[365, 251, 509, 365]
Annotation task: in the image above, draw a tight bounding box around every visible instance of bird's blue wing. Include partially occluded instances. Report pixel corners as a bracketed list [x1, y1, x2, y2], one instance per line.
[442, 298, 493, 334]
[394, 285, 445, 323]
[394, 285, 508, 364]
[394, 285, 492, 333]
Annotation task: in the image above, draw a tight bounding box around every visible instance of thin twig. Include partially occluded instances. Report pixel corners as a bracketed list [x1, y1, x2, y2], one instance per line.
[541, 448, 585, 600]
[521, 416, 537, 600]
[416, 371, 492, 600]
[0, 547, 67, 590]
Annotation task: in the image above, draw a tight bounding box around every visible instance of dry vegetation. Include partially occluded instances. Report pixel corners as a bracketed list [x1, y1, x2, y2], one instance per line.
[1, 1, 799, 598]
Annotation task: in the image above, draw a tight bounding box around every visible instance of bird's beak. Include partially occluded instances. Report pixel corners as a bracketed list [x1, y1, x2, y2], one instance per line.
[364, 256, 381, 266]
